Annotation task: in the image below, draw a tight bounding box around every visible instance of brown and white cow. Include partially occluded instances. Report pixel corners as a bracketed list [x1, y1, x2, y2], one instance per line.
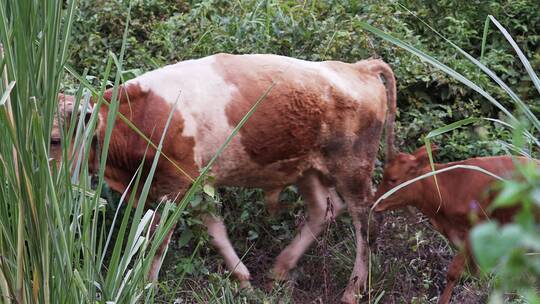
[373, 145, 534, 304]
[52, 53, 396, 303]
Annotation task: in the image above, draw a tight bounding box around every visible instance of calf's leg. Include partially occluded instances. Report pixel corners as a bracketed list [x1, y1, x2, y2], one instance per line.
[439, 252, 466, 304]
[202, 214, 251, 286]
[271, 171, 344, 281]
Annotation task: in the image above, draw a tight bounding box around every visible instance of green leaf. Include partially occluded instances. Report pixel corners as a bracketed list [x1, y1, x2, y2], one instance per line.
[203, 184, 215, 199]
[178, 228, 193, 248]
[190, 193, 203, 208]
[490, 180, 529, 210]
[531, 189, 540, 208]
[471, 222, 523, 272]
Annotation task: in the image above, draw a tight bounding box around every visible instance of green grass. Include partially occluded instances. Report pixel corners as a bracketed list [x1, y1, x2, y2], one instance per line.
[0, 0, 183, 302]
[0, 1, 274, 302]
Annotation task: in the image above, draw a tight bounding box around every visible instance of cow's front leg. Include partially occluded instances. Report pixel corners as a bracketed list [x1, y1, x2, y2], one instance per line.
[202, 214, 251, 286]
[271, 171, 344, 282]
[148, 212, 176, 281]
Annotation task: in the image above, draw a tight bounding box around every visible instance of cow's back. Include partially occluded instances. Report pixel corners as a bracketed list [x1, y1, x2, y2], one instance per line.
[424, 156, 530, 226]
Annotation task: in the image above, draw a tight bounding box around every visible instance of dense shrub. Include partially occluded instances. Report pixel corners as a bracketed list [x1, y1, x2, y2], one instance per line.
[69, 0, 540, 159]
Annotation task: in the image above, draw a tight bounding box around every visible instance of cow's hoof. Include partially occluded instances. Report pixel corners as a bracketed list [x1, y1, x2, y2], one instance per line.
[265, 277, 292, 293]
[233, 262, 251, 282]
[264, 267, 289, 292]
[239, 280, 251, 289]
[270, 265, 289, 282]
[340, 292, 357, 304]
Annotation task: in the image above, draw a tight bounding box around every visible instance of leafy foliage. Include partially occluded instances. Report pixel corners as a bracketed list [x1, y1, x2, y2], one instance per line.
[70, 0, 540, 159]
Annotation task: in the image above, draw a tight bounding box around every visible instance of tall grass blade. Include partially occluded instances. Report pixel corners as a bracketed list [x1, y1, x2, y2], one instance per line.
[488, 15, 540, 96]
[357, 21, 517, 125]
[480, 16, 490, 60]
[425, 117, 480, 139]
[371, 164, 506, 210]
[0, 80, 14, 106]
[390, 6, 540, 133]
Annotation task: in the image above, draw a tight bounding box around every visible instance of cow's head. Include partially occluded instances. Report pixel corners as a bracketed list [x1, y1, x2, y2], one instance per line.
[50, 93, 94, 170]
[374, 144, 440, 212]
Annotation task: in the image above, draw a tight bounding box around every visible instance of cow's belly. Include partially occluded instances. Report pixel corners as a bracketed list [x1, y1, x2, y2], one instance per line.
[204, 135, 324, 189]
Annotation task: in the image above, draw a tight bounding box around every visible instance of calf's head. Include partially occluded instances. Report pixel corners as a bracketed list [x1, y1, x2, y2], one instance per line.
[50, 94, 95, 170]
[374, 145, 440, 212]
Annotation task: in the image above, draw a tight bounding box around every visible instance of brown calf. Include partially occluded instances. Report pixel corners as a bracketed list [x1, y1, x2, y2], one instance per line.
[373, 145, 530, 304]
[53, 53, 397, 303]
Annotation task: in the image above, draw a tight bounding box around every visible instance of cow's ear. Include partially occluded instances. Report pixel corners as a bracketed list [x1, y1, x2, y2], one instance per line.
[58, 94, 93, 125]
[411, 144, 440, 169]
[82, 103, 94, 125]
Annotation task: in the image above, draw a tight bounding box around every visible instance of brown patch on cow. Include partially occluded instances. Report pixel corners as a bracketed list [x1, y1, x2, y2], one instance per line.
[353, 119, 384, 153]
[96, 84, 198, 203]
[214, 56, 330, 166]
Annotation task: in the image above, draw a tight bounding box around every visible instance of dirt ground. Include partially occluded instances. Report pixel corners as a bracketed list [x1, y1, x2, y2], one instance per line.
[157, 201, 488, 303]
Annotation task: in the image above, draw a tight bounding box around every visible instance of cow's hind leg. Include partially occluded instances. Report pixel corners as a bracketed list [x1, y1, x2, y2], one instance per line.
[327, 125, 383, 303]
[439, 252, 465, 304]
[202, 214, 251, 286]
[338, 171, 374, 304]
[272, 170, 344, 281]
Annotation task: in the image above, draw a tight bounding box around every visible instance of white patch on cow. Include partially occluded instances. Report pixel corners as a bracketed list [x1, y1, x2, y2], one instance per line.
[319, 65, 362, 98]
[119, 54, 391, 294]
[241, 54, 369, 101]
[126, 56, 238, 170]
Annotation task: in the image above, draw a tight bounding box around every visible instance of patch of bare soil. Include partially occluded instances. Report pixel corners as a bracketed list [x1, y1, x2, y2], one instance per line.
[157, 207, 488, 303]
[246, 209, 488, 303]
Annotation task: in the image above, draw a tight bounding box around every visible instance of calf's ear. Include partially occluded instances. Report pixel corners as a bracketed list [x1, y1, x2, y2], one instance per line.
[411, 144, 440, 169]
[412, 143, 440, 157]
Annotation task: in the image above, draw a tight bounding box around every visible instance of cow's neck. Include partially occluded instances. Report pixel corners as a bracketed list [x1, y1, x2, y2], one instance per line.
[411, 165, 452, 218]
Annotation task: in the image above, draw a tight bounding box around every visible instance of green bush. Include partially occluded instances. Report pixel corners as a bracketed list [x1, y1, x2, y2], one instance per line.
[69, 0, 539, 159]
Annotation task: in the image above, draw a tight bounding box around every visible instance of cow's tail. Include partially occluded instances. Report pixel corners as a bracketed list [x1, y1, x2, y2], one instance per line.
[368, 59, 397, 161]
